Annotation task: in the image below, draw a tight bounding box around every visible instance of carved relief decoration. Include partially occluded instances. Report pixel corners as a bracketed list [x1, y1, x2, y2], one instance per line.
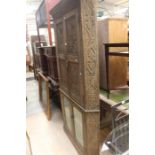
[81, 0, 99, 109]
[66, 15, 78, 55]
[65, 12, 81, 103]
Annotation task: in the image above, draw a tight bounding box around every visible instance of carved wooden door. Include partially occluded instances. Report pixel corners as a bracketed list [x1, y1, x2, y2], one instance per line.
[55, 9, 83, 105]
[64, 9, 82, 105]
[55, 18, 68, 93]
[51, 0, 100, 154]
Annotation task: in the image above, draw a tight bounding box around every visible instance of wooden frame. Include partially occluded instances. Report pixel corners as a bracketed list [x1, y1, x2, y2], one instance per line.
[51, 0, 100, 154]
[38, 72, 51, 120]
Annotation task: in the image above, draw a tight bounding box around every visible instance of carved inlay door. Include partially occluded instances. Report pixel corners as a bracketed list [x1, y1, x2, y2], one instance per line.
[55, 9, 83, 105]
[55, 19, 68, 93]
[51, 0, 100, 154]
[64, 10, 82, 104]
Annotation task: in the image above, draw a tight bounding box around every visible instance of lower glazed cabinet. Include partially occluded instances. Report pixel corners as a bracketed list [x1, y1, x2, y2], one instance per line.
[61, 92, 84, 147]
[60, 91, 100, 155]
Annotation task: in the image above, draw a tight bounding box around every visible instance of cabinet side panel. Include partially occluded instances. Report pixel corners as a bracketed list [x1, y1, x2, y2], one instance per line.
[64, 10, 83, 106]
[97, 20, 108, 89]
[80, 0, 100, 154]
[85, 112, 100, 155]
[80, 0, 100, 110]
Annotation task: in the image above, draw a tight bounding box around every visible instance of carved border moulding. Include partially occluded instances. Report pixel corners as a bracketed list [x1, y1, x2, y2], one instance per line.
[80, 0, 99, 110]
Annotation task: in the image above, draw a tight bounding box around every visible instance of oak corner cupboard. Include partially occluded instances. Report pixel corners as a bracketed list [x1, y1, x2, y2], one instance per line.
[50, 0, 100, 154]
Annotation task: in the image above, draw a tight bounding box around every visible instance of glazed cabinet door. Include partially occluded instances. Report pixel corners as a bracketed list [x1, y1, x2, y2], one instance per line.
[61, 93, 84, 148]
[64, 9, 83, 105]
[55, 19, 68, 93]
[62, 95, 74, 136]
[73, 106, 84, 147]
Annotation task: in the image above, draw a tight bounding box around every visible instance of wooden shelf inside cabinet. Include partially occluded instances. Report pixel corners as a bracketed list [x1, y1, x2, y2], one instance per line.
[104, 43, 129, 98]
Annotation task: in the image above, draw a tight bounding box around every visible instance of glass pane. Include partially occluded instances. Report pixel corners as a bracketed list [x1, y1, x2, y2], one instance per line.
[64, 97, 73, 134]
[73, 107, 84, 146]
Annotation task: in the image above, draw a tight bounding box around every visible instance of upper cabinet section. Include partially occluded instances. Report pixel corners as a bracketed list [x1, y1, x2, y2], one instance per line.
[51, 5, 83, 106]
[50, 0, 99, 110]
